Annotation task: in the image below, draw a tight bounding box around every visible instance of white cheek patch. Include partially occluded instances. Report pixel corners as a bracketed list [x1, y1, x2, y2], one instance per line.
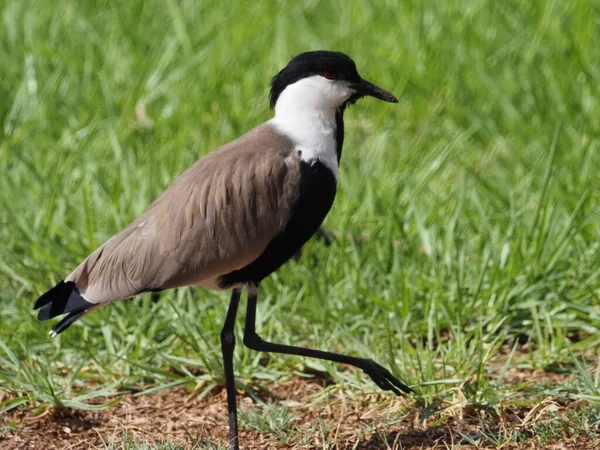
[276, 76, 353, 111]
[329, 82, 354, 103]
[268, 76, 352, 179]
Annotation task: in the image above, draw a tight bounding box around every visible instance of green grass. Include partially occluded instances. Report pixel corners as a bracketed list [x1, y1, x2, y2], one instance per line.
[1, 0, 600, 447]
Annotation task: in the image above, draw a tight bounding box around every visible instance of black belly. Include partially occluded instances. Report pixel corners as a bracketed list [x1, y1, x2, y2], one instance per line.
[218, 160, 337, 287]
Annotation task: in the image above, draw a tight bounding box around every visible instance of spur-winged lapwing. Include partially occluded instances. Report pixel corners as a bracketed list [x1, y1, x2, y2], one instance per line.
[34, 50, 412, 449]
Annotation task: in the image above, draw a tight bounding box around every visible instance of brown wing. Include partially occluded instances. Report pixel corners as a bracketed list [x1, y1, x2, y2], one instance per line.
[66, 124, 300, 304]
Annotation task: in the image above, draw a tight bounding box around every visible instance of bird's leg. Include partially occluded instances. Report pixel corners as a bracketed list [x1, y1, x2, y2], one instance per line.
[242, 284, 412, 396]
[220, 288, 242, 450]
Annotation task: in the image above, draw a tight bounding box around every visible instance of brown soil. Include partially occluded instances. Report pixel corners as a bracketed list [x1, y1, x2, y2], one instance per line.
[1, 370, 599, 450]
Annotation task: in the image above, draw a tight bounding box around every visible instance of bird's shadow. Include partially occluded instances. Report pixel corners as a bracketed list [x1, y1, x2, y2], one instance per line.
[331, 427, 460, 450]
[238, 368, 336, 404]
[49, 408, 104, 431]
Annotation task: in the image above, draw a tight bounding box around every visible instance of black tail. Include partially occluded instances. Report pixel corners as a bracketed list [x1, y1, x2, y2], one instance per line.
[49, 310, 90, 336]
[33, 281, 94, 334]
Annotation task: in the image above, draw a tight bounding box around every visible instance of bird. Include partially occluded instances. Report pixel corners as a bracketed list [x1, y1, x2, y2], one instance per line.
[33, 50, 412, 449]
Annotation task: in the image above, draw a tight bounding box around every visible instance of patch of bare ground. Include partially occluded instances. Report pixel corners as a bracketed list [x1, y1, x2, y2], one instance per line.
[1, 368, 598, 450]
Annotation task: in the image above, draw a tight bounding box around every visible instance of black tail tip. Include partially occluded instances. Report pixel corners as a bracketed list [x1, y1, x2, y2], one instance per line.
[49, 310, 89, 337]
[34, 281, 75, 311]
[34, 280, 93, 323]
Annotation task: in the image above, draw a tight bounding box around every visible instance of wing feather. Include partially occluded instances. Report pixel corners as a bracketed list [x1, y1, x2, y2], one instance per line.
[66, 124, 299, 304]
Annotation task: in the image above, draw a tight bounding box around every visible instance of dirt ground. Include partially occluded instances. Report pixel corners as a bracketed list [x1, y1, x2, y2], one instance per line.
[2, 369, 599, 450]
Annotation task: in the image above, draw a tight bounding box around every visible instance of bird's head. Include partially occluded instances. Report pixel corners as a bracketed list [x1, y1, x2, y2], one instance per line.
[269, 50, 397, 114]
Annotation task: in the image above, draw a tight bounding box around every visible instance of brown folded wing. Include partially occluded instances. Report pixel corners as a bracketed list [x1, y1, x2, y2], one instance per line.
[66, 124, 299, 304]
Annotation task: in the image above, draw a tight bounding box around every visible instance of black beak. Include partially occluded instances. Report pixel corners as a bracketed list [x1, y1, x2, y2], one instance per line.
[350, 78, 398, 103]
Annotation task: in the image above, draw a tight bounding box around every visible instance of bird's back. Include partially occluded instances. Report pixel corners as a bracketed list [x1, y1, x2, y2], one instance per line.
[34, 124, 319, 331]
[69, 124, 303, 300]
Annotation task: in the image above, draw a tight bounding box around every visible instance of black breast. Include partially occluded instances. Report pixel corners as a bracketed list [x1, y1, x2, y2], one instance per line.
[218, 159, 337, 287]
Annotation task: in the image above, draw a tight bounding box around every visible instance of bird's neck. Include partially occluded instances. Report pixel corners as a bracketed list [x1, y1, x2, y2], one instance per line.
[334, 108, 345, 164]
[270, 104, 342, 179]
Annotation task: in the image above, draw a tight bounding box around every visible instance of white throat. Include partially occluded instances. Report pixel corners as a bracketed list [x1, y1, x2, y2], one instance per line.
[269, 76, 354, 178]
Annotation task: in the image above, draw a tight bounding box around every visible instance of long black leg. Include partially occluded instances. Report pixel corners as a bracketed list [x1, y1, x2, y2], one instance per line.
[242, 284, 412, 396]
[220, 288, 242, 450]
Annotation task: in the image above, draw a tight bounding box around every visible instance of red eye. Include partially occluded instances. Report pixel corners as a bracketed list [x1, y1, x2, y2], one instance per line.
[322, 70, 336, 80]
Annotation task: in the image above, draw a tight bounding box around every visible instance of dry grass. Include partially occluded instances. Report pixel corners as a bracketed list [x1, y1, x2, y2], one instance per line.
[3, 368, 599, 450]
